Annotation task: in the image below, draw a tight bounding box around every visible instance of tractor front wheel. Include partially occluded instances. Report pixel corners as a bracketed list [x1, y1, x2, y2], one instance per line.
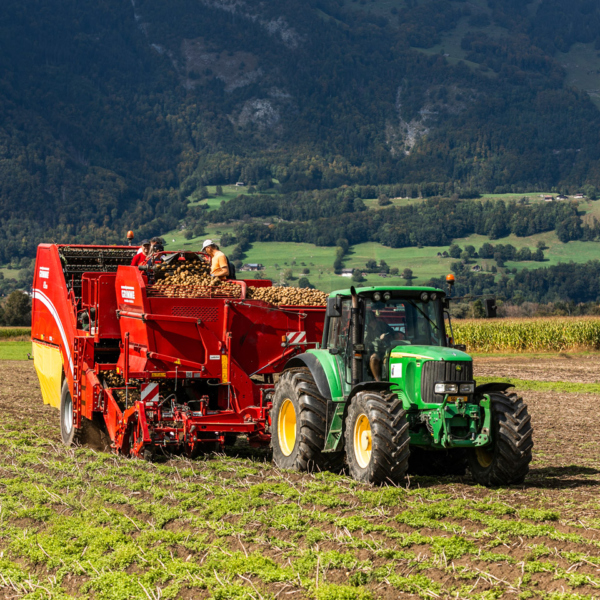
[344, 391, 410, 485]
[271, 368, 343, 472]
[467, 392, 533, 486]
[60, 380, 81, 446]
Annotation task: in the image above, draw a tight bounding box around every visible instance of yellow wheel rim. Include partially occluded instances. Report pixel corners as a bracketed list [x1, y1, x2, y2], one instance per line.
[353, 413, 372, 469]
[278, 399, 297, 457]
[475, 447, 493, 468]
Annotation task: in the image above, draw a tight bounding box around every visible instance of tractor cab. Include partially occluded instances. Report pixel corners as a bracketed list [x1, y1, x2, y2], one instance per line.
[323, 287, 449, 388]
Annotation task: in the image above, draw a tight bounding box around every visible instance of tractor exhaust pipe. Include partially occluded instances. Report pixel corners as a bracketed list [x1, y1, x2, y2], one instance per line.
[350, 286, 362, 386]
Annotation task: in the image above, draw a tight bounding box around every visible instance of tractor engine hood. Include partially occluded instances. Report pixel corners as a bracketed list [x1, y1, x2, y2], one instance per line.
[389, 345, 471, 362]
[387, 346, 473, 406]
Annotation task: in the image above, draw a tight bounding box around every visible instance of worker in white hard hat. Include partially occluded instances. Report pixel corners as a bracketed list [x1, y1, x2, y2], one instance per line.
[202, 239, 230, 280]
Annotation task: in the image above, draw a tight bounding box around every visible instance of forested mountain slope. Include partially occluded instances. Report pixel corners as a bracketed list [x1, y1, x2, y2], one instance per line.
[2, 0, 600, 262]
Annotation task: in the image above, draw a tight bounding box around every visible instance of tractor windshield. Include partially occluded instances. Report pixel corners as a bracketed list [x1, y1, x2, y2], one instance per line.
[364, 295, 445, 347]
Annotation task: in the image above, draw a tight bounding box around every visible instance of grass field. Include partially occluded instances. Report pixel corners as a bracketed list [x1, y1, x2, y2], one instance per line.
[188, 184, 249, 211]
[0, 341, 31, 360]
[161, 182, 600, 293]
[2, 356, 600, 599]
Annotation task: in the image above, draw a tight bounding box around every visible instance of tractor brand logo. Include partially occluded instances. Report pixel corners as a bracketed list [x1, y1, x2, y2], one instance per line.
[120, 285, 136, 303]
[39, 267, 49, 279]
[455, 365, 463, 372]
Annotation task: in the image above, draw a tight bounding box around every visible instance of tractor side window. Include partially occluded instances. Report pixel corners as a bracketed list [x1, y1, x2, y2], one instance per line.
[327, 316, 340, 349]
[327, 300, 351, 350]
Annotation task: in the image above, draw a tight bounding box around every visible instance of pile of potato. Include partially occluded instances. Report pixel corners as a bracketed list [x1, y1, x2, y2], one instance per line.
[149, 260, 242, 299]
[145, 259, 326, 305]
[247, 286, 328, 306]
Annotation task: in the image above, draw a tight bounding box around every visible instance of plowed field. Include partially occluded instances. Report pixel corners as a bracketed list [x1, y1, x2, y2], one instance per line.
[0, 357, 599, 600]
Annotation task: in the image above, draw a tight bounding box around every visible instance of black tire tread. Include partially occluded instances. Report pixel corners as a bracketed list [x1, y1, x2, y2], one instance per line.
[272, 368, 344, 473]
[345, 391, 410, 485]
[468, 392, 533, 486]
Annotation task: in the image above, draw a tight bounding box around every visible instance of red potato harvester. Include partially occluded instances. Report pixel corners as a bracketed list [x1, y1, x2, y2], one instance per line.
[31, 244, 325, 458]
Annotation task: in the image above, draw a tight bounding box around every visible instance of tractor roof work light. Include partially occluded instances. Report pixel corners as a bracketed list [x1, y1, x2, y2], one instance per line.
[446, 273, 455, 285]
[127, 230, 134, 246]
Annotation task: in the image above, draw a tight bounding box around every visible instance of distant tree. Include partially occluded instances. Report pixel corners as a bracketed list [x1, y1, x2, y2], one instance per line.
[379, 260, 390, 273]
[302, 267, 310, 274]
[378, 194, 391, 206]
[283, 268, 294, 280]
[298, 277, 314, 289]
[449, 244, 462, 259]
[460, 251, 471, 263]
[390, 267, 399, 276]
[247, 186, 256, 194]
[479, 243, 494, 259]
[516, 247, 532, 261]
[464, 245, 476, 257]
[533, 248, 545, 261]
[471, 299, 485, 318]
[220, 233, 237, 247]
[184, 229, 194, 240]
[216, 185, 224, 196]
[2, 291, 31, 326]
[352, 269, 366, 282]
[365, 259, 377, 271]
[401, 268, 414, 281]
[536, 240, 547, 250]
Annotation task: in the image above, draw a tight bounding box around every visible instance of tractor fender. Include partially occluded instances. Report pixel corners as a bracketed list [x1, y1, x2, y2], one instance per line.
[475, 382, 514, 394]
[284, 354, 332, 401]
[346, 382, 394, 404]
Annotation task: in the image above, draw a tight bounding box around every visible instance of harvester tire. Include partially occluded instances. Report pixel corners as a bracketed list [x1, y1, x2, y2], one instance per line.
[408, 448, 467, 477]
[345, 390, 410, 485]
[271, 368, 343, 473]
[60, 380, 81, 446]
[467, 392, 533, 486]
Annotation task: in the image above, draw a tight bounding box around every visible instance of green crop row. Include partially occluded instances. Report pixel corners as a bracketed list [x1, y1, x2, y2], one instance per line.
[0, 327, 31, 340]
[452, 317, 600, 352]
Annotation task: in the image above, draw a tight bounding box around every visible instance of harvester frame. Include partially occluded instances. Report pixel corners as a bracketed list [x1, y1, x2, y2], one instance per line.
[32, 244, 325, 458]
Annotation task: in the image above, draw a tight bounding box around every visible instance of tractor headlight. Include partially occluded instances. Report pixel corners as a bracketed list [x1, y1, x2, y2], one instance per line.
[383, 292, 391, 302]
[373, 292, 382, 302]
[434, 383, 458, 394]
[431, 293, 437, 301]
[421, 292, 429, 302]
[459, 383, 475, 394]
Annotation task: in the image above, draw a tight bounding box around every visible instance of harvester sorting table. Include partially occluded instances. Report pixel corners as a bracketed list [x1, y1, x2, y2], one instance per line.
[31, 244, 326, 457]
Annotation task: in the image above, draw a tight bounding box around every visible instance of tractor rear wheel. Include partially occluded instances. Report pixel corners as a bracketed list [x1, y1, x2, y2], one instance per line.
[271, 368, 343, 472]
[344, 391, 410, 485]
[467, 392, 533, 486]
[60, 380, 81, 446]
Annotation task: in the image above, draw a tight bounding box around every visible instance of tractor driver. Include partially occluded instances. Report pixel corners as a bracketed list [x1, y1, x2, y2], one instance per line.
[364, 307, 398, 382]
[202, 239, 229, 280]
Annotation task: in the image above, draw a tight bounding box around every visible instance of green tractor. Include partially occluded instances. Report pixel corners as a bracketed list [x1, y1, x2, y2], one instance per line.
[271, 285, 533, 486]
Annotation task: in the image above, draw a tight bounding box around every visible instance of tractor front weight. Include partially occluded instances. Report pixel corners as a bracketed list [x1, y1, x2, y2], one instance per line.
[410, 395, 492, 449]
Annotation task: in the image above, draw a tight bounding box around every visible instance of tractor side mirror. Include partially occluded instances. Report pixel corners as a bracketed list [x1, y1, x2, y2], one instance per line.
[326, 296, 342, 317]
[453, 343, 467, 352]
[443, 298, 450, 309]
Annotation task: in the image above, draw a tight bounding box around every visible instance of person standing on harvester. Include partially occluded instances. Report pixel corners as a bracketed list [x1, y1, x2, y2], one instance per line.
[202, 239, 230, 280]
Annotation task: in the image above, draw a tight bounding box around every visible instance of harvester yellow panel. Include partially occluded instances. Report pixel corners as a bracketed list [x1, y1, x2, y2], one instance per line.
[33, 341, 62, 409]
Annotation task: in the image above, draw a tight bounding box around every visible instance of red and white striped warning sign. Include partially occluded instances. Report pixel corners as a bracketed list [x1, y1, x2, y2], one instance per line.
[141, 382, 159, 403]
[286, 331, 307, 345]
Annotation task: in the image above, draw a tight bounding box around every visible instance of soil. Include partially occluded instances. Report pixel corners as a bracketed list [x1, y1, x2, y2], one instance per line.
[0, 357, 599, 599]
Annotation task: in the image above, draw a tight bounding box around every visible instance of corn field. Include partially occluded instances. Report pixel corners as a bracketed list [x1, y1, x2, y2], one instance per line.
[452, 317, 600, 352]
